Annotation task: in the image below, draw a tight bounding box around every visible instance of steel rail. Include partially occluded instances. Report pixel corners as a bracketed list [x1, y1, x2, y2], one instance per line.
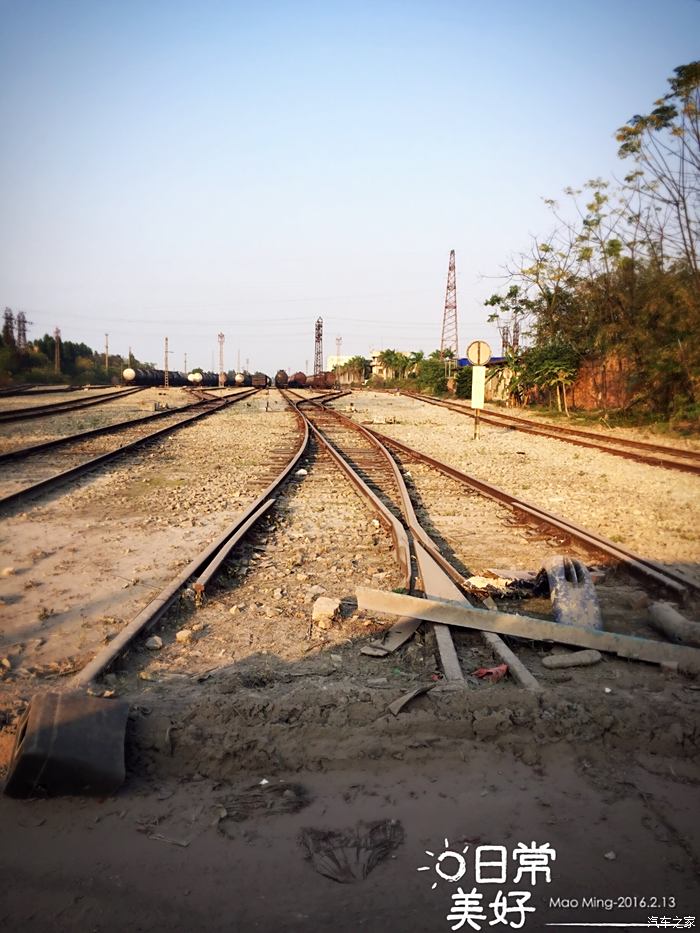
[286, 391, 540, 689]
[0, 391, 259, 512]
[0, 386, 145, 423]
[72, 408, 309, 688]
[368, 426, 696, 599]
[405, 392, 700, 475]
[0, 389, 257, 464]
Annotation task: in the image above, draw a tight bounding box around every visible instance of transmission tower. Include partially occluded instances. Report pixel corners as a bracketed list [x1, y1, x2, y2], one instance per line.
[16, 312, 31, 349]
[218, 332, 225, 386]
[314, 317, 323, 375]
[2, 308, 15, 346]
[53, 327, 61, 374]
[440, 249, 459, 364]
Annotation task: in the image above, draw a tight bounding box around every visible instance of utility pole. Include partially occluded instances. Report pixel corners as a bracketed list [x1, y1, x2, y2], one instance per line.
[335, 335, 342, 387]
[128, 346, 133, 367]
[237, 349, 241, 372]
[314, 317, 323, 375]
[184, 352, 187, 374]
[440, 249, 459, 377]
[54, 327, 61, 374]
[305, 359, 309, 374]
[164, 336, 170, 389]
[104, 333, 109, 380]
[218, 332, 225, 386]
[245, 357, 249, 371]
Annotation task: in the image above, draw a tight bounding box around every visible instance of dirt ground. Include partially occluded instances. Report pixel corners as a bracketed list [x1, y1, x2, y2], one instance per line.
[1, 389, 699, 931]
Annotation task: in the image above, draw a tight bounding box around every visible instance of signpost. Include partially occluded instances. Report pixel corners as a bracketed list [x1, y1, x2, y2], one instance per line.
[466, 340, 492, 439]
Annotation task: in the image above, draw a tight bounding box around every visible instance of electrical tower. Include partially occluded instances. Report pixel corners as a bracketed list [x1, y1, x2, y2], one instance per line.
[314, 317, 323, 375]
[53, 328, 61, 374]
[218, 332, 225, 386]
[3, 308, 15, 345]
[16, 312, 30, 349]
[440, 249, 459, 365]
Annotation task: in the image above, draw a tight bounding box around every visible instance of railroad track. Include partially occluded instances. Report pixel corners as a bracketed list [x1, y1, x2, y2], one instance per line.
[405, 391, 700, 475]
[0, 389, 258, 510]
[0, 386, 145, 424]
[283, 390, 543, 689]
[3, 387, 699, 797]
[285, 392, 699, 682]
[368, 427, 699, 600]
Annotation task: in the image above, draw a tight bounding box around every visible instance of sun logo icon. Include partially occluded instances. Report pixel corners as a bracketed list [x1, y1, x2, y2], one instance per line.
[417, 839, 470, 889]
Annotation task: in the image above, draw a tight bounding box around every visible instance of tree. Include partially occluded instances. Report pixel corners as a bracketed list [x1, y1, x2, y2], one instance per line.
[616, 61, 700, 286]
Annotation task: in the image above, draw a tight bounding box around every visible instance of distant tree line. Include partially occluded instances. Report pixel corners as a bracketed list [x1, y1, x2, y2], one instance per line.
[486, 61, 700, 423]
[0, 313, 150, 385]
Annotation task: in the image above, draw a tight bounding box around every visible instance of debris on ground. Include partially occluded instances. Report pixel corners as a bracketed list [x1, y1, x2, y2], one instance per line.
[299, 820, 405, 883]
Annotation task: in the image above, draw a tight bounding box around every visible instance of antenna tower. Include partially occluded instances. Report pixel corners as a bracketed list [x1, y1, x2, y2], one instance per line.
[218, 332, 225, 386]
[314, 317, 323, 375]
[53, 328, 61, 374]
[440, 249, 459, 363]
[335, 335, 342, 386]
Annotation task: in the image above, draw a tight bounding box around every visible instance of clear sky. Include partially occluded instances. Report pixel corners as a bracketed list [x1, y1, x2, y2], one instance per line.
[1, 0, 698, 374]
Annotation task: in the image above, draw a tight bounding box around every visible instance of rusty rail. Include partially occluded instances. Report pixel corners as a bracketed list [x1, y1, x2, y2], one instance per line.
[285, 390, 540, 689]
[0, 390, 259, 512]
[72, 406, 309, 688]
[368, 426, 696, 599]
[0, 386, 145, 423]
[404, 392, 700, 475]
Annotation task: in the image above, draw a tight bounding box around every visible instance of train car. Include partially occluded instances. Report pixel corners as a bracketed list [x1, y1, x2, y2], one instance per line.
[308, 371, 336, 389]
[289, 371, 307, 388]
[252, 372, 270, 388]
[274, 370, 289, 389]
[122, 368, 219, 388]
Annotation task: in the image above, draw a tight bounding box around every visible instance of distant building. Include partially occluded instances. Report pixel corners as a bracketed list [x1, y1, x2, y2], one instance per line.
[326, 355, 352, 371]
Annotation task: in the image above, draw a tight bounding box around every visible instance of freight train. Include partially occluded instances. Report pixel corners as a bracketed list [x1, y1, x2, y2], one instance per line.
[123, 368, 270, 389]
[122, 368, 220, 387]
[274, 370, 335, 389]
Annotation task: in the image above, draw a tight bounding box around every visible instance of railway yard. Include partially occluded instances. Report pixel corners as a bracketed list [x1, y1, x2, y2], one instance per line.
[1, 385, 699, 931]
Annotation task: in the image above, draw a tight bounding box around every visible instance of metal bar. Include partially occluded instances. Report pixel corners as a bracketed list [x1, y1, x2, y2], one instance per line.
[356, 587, 700, 674]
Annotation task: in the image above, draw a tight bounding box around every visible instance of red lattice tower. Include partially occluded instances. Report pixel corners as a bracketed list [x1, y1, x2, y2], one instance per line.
[314, 317, 323, 375]
[440, 249, 459, 359]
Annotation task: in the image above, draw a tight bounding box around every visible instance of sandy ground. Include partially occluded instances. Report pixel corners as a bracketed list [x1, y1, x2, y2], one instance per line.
[1, 389, 699, 931]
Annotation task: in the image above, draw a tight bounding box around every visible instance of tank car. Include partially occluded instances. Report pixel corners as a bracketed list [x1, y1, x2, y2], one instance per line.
[274, 370, 289, 389]
[289, 371, 307, 388]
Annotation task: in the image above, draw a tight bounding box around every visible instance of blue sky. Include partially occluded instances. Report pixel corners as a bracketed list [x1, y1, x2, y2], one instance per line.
[1, 0, 698, 374]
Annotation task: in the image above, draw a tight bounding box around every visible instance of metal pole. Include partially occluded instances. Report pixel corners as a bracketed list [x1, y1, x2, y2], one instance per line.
[54, 327, 61, 375]
[104, 333, 109, 380]
[218, 332, 225, 386]
[164, 337, 169, 389]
